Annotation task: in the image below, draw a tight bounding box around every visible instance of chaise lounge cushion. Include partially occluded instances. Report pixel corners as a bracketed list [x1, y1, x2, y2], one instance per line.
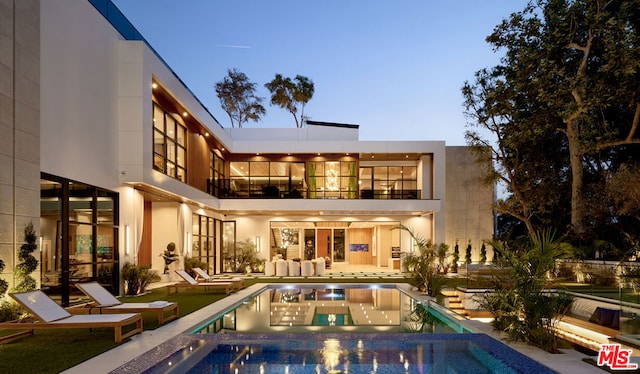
[589, 306, 620, 329]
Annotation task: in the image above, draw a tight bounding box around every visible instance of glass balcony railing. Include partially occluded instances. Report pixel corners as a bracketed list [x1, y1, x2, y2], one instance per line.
[207, 179, 421, 200]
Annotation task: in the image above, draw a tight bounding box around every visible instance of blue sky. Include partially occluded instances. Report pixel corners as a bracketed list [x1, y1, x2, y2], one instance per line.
[112, 1, 529, 145]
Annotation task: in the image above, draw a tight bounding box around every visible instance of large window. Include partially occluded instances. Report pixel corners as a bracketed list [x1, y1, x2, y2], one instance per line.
[40, 174, 119, 306]
[229, 161, 305, 198]
[153, 102, 186, 182]
[221, 221, 236, 272]
[309, 161, 357, 199]
[359, 165, 418, 199]
[208, 150, 225, 197]
[192, 214, 217, 274]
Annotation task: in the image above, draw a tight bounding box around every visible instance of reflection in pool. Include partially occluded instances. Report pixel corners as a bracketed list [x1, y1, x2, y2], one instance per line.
[193, 284, 464, 334]
[143, 333, 555, 374]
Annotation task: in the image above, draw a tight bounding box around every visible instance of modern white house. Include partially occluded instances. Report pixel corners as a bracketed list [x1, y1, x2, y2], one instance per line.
[1, 0, 494, 305]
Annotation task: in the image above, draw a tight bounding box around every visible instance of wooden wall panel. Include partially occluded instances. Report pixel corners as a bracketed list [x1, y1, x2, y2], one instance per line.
[137, 201, 152, 265]
[348, 228, 373, 265]
[317, 229, 331, 259]
[378, 226, 395, 265]
[187, 132, 210, 193]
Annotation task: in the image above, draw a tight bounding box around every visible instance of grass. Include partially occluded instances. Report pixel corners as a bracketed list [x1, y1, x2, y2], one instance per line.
[0, 287, 229, 374]
[0, 275, 414, 373]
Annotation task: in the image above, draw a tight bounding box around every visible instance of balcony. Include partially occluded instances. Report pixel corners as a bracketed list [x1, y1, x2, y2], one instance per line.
[208, 179, 421, 200]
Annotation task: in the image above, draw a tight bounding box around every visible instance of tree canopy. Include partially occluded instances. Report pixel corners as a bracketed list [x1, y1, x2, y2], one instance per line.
[265, 74, 315, 128]
[214, 68, 266, 128]
[464, 0, 640, 248]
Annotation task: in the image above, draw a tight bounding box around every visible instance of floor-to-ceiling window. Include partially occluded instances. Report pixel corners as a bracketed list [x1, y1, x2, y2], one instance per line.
[192, 214, 217, 274]
[153, 102, 187, 182]
[308, 161, 357, 199]
[208, 150, 225, 197]
[40, 173, 119, 306]
[333, 228, 346, 262]
[269, 222, 401, 267]
[228, 161, 305, 198]
[359, 165, 418, 199]
[221, 221, 236, 272]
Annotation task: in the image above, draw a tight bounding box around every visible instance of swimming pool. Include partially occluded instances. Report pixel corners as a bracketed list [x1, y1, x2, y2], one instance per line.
[109, 284, 554, 373]
[191, 284, 469, 334]
[140, 333, 555, 374]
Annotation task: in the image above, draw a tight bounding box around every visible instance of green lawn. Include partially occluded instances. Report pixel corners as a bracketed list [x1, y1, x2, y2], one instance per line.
[0, 287, 229, 374]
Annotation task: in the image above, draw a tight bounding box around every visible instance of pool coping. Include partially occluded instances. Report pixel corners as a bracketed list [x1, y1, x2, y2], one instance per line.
[61, 282, 608, 374]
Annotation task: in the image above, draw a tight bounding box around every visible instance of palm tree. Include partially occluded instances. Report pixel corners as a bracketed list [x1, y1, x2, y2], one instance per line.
[400, 225, 444, 297]
[480, 229, 573, 352]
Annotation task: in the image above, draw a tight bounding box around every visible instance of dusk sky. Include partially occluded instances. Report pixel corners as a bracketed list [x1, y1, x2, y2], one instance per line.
[112, 1, 530, 145]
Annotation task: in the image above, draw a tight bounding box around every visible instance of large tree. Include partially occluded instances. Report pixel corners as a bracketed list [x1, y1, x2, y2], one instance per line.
[465, 0, 640, 238]
[214, 68, 266, 128]
[606, 161, 640, 251]
[463, 65, 571, 236]
[265, 74, 314, 128]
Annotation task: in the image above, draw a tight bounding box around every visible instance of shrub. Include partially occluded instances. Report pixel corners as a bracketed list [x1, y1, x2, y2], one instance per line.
[479, 229, 574, 353]
[121, 262, 161, 295]
[14, 222, 39, 293]
[184, 257, 209, 278]
[235, 238, 265, 273]
[436, 243, 450, 274]
[0, 259, 8, 297]
[400, 225, 444, 297]
[451, 241, 459, 273]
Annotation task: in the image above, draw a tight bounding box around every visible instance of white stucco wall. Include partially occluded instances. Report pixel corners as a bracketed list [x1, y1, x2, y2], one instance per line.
[40, 0, 122, 189]
[151, 202, 179, 275]
[445, 146, 495, 262]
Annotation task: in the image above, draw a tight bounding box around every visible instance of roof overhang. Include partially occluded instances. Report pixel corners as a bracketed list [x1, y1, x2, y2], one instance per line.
[218, 198, 440, 216]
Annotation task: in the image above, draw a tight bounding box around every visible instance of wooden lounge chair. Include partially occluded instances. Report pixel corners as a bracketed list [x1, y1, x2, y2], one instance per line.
[0, 290, 142, 343]
[75, 282, 178, 325]
[192, 267, 245, 291]
[167, 270, 233, 295]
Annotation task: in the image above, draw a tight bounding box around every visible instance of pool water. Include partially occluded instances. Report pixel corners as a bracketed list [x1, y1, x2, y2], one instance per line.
[148, 333, 555, 374]
[112, 285, 554, 374]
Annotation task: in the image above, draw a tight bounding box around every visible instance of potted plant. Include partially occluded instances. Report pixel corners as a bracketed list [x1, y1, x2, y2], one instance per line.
[465, 241, 472, 265]
[451, 241, 459, 273]
[480, 243, 487, 265]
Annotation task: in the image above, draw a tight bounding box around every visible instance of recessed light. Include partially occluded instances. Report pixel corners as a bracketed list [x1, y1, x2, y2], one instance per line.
[152, 83, 158, 89]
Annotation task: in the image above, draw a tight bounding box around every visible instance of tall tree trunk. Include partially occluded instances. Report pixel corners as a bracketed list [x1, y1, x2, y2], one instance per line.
[566, 118, 586, 235]
[563, 33, 593, 237]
